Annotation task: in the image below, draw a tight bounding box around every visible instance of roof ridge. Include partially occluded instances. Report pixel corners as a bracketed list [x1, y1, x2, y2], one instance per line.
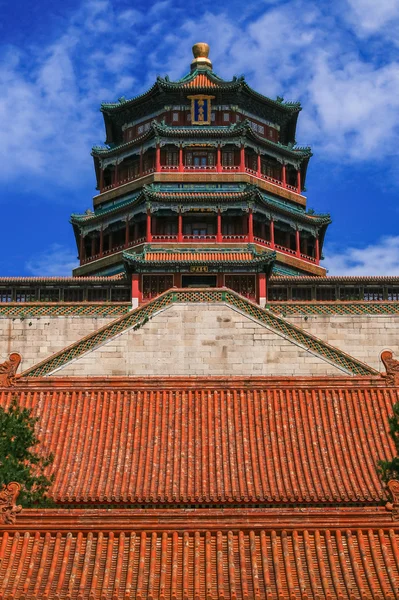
[20, 289, 378, 378]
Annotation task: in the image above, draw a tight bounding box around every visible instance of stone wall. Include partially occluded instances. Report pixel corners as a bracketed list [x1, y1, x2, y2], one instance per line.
[0, 316, 114, 371]
[283, 314, 399, 372]
[55, 304, 343, 377]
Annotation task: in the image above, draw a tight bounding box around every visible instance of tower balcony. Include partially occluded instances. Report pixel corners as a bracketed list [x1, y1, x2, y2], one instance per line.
[78, 211, 320, 268]
[99, 145, 303, 197]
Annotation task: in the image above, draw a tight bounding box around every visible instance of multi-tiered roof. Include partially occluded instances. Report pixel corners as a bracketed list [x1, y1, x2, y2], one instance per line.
[72, 43, 331, 299]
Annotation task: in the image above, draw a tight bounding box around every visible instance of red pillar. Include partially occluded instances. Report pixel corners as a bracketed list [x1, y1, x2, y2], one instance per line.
[178, 146, 184, 172]
[240, 146, 245, 171]
[315, 237, 320, 264]
[146, 209, 152, 242]
[178, 211, 183, 242]
[131, 273, 141, 308]
[174, 273, 181, 288]
[248, 208, 254, 243]
[155, 144, 161, 172]
[282, 164, 287, 188]
[79, 234, 85, 264]
[125, 218, 129, 248]
[297, 169, 301, 194]
[270, 220, 275, 247]
[217, 273, 224, 287]
[296, 229, 300, 257]
[217, 210, 222, 242]
[139, 151, 143, 176]
[257, 154, 261, 178]
[99, 168, 104, 192]
[258, 273, 267, 307]
[217, 146, 221, 173]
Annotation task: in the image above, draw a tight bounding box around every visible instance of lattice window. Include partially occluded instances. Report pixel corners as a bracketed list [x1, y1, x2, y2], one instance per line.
[269, 287, 288, 301]
[363, 287, 384, 301]
[64, 288, 84, 302]
[0, 289, 12, 302]
[87, 288, 108, 302]
[16, 289, 36, 302]
[225, 275, 256, 301]
[339, 287, 361, 300]
[111, 288, 131, 302]
[388, 288, 399, 300]
[142, 275, 173, 301]
[316, 287, 336, 301]
[39, 288, 60, 302]
[166, 151, 178, 166]
[292, 287, 312, 301]
[222, 151, 234, 166]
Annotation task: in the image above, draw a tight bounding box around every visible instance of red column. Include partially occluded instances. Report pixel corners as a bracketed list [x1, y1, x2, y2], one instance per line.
[217, 273, 224, 287]
[79, 234, 85, 264]
[146, 209, 152, 242]
[139, 151, 143, 176]
[217, 146, 221, 172]
[270, 220, 275, 247]
[217, 210, 222, 242]
[178, 211, 183, 242]
[99, 168, 104, 192]
[297, 169, 301, 194]
[179, 146, 184, 172]
[155, 144, 161, 172]
[240, 146, 245, 171]
[282, 164, 287, 188]
[174, 273, 181, 288]
[257, 154, 261, 178]
[131, 273, 141, 308]
[248, 209, 254, 243]
[315, 236, 320, 264]
[258, 273, 267, 307]
[296, 229, 300, 257]
[99, 228, 104, 257]
[125, 218, 130, 248]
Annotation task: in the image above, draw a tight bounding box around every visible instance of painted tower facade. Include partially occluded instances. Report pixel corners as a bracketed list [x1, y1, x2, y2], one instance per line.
[72, 43, 331, 306]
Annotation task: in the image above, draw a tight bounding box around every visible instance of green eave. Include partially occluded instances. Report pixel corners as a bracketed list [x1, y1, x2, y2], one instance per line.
[100, 69, 301, 115]
[91, 121, 312, 161]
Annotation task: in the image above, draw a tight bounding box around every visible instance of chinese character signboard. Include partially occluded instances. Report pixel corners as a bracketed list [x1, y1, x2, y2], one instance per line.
[188, 95, 215, 125]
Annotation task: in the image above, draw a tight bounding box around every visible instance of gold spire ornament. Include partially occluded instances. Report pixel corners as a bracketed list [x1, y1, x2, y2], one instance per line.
[191, 42, 212, 71]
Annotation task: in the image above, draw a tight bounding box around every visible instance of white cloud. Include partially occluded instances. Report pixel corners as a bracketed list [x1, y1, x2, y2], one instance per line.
[344, 0, 399, 37]
[1, 0, 399, 192]
[25, 244, 78, 276]
[325, 236, 399, 275]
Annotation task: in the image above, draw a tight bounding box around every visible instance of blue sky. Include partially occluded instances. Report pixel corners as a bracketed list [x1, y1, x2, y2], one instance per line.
[1, 0, 399, 276]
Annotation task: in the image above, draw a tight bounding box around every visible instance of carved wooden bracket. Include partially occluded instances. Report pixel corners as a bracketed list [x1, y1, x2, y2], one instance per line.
[381, 351, 399, 386]
[0, 353, 21, 387]
[0, 482, 22, 524]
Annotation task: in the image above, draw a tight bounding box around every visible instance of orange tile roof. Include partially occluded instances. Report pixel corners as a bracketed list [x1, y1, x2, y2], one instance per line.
[0, 527, 398, 599]
[144, 251, 254, 262]
[182, 73, 218, 87]
[2, 382, 395, 505]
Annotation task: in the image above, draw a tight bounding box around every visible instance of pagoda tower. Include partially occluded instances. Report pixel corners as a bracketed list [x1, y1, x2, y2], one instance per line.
[72, 43, 331, 306]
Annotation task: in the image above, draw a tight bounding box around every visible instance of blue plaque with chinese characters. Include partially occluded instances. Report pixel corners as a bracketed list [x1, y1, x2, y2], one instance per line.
[188, 95, 215, 125]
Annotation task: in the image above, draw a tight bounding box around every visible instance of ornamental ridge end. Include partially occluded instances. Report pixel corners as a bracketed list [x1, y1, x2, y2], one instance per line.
[0, 352, 22, 388]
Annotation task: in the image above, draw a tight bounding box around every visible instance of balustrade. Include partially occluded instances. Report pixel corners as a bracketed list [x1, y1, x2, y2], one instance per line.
[100, 161, 303, 196]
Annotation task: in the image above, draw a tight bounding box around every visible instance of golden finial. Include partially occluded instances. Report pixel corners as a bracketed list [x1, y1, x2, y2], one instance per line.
[191, 43, 212, 71]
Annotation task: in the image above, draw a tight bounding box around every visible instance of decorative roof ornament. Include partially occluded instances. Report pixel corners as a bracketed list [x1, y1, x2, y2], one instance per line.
[0, 482, 22, 524]
[0, 352, 21, 387]
[191, 42, 212, 71]
[386, 480, 399, 519]
[381, 350, 399, 386]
